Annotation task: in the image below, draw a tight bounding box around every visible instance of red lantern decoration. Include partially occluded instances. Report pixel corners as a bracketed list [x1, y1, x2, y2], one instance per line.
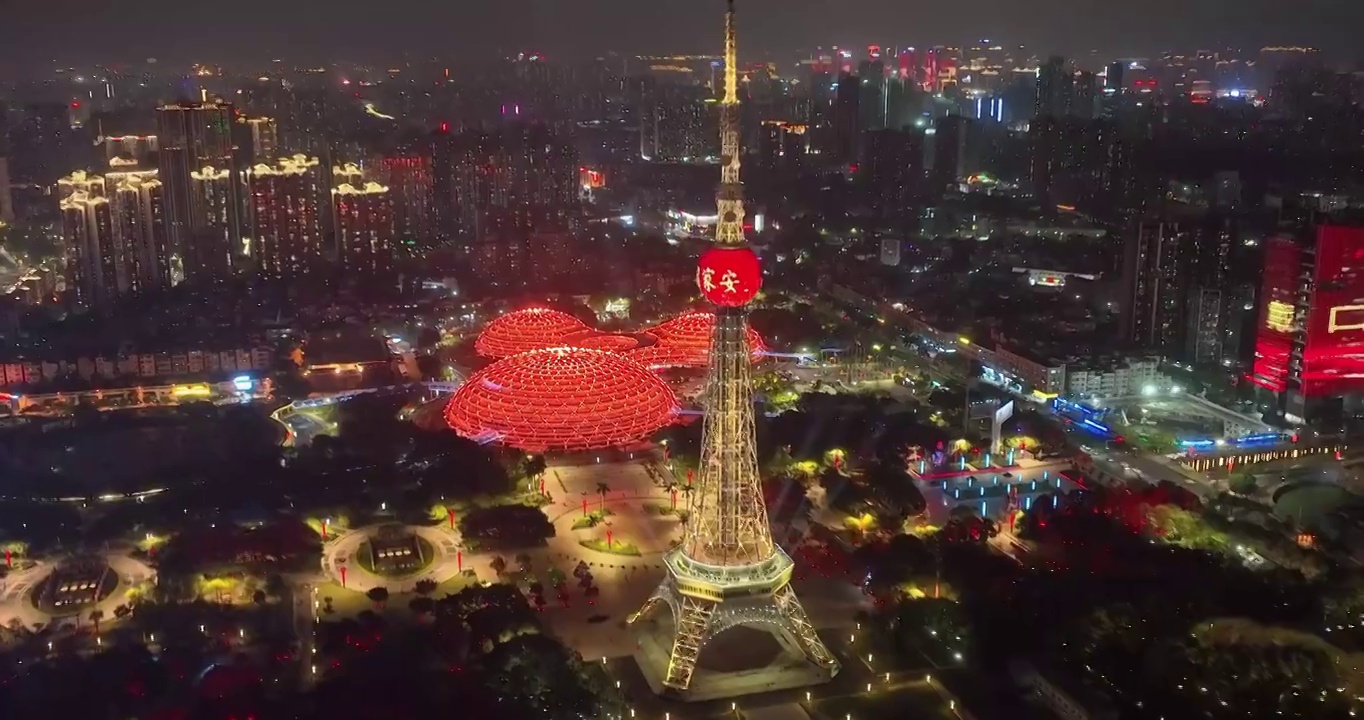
[696, 247, 762, 307]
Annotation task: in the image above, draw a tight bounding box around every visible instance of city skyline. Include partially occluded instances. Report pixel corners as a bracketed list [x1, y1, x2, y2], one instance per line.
[3, 0, 1364, 75]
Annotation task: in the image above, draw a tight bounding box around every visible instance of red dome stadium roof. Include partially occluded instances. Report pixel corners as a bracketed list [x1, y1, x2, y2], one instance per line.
[570, 333, 646, 352]
[445, 347, 677, 452]
[629, 311, 766, 369]
[474, 308, 591, 358]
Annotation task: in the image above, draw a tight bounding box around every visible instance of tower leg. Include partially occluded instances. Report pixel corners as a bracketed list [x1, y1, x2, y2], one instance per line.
[773, 584, 840, 670]
[663, 595, 717, 690]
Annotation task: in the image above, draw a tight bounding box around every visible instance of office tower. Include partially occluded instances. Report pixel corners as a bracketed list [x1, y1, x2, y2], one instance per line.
[929, 115, 969, 195]
[1034, 56, 1073, 118]
[831, 73, 861, 164]
[1250, 223, 1364, 427]
[247, 154, 325, 279]
[156, 101, 241, 283]
[334, 180, 395, 276]
[861, 128, 924, 218]
[1106, 61, 1125, 92]
[378, 155, 433, 247]
[633, 0, 839, 698]
[1073, 71, 1098, 119]
[858, 57, 888, 132]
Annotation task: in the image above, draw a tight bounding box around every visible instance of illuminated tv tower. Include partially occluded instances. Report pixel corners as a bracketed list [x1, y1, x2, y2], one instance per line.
[630, 0, 840, 698]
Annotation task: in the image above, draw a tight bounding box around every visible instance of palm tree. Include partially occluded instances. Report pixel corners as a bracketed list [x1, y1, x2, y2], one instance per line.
[88, 609, 105, 635]
[596, 482, 611, 511]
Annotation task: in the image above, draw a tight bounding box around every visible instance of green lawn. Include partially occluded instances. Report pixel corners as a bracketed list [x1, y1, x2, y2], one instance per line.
[571, 509, 615, 530]
[314, 572, 481, 621]
[314, 581, 370, 618]
[578, 539, 642, 556]
[810, 684, 956, 720]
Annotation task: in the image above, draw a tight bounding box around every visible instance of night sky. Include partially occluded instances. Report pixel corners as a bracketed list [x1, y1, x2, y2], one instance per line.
[3, 0, 1362, 72]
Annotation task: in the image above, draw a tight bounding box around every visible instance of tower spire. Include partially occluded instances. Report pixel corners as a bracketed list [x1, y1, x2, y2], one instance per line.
[627, 0, 840, 698]
[714, 0, 745, 247]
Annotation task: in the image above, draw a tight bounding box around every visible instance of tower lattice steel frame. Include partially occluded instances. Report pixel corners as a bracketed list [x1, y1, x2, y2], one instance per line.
[631, 0, 840, 693]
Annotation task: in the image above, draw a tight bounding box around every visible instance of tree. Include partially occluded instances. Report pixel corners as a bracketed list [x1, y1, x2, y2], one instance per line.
[414, 578, 437, 595]
[547, 567, 566, 587]
[112, 604, 132, 621]
[88, 609, 104, 635]
[366, 586, 390, 610]
[596, 482, 611, 511]
[252, 589, 267, 605]
[1229, 473, 1258, 495]
[490, 555, 508, 575]
[459, 506, 554, 549]
[409, 596, 435, 617]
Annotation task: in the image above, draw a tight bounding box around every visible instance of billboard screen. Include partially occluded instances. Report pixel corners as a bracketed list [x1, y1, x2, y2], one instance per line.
[1249, 237, 1301, 393]
[1301, 225, 1364, 396]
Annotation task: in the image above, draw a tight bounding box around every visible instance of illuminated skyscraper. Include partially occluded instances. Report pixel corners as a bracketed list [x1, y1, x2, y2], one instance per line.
[1250, 222, 1364, 427]
[333, 180, 395, 276]
[157, 101, 241, 282]
[247, 154, 325, 279]
[378, 155, 433, 248]
[58, 163, 166, 309]
[235, 116, 278, 163]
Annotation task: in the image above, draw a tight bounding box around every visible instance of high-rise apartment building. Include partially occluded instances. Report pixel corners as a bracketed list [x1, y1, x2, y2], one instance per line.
[58, 172, 114, 309]
[378, 155, 433, 247]
[860, 128, 923, 218]
[639, 84, 714, 162]
[235, 116, 278, 164]
[1035, 56, 1073, 119]
[1123, 214, 1233, 360]
[102, 135, 159, 166]
[156, 101, 240, 283]
[333, 180, 395, 276]
[57, 163, 167, 310]
[830, 73, 861, 164]
[929, 115, 969, 195]
[247, 154, 325, 279]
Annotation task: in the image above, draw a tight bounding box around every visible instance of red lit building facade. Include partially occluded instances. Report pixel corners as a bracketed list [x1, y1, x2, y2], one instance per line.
[333, 182, 395, 276]
[247, 154, 325, 279]
[1250, 224, 1364, 426]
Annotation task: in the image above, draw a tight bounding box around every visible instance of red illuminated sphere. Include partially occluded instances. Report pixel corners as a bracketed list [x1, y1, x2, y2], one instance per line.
[629, 310, 765, 369]
[444, 347, 678, 452]
[474, 308, 591, 358]
[696, 247, 762, 306]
